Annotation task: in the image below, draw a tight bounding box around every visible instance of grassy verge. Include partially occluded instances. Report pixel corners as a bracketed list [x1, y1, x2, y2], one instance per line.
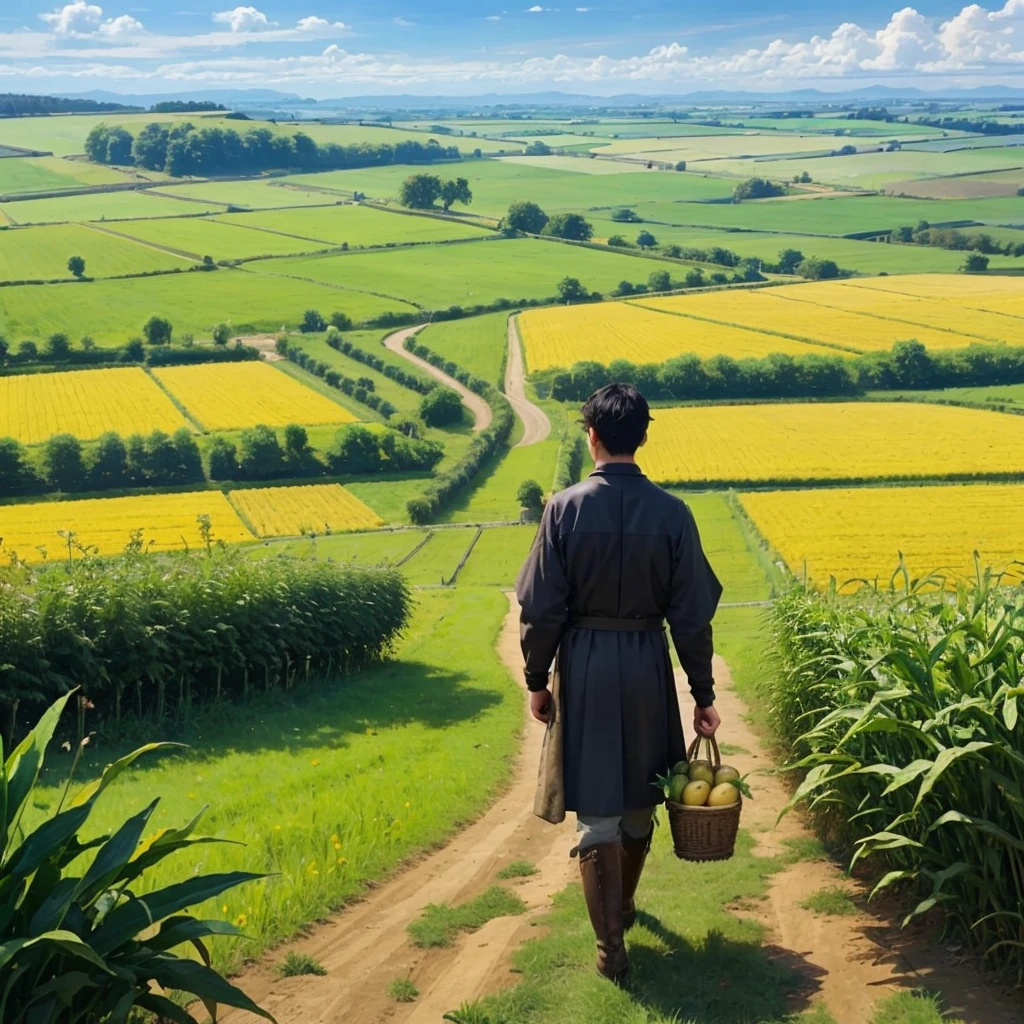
[31, 588, 521, 974]
[409, 885, 527, 948]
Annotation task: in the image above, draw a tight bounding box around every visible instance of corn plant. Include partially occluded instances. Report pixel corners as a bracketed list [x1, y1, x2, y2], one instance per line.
[770, 565, 1024, 979]
[0, 691, 273, 1022]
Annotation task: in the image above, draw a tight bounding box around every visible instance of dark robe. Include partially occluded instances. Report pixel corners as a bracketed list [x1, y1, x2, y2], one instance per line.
[515, 463, 722, 817]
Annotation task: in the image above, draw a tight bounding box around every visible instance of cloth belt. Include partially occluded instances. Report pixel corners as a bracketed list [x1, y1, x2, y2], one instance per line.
[571, 616, 664, 632]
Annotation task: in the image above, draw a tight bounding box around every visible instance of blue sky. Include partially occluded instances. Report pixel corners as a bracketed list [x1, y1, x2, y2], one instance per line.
[1, 1, 1023, 96]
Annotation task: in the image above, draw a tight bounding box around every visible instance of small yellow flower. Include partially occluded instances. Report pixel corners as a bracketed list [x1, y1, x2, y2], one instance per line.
[272, 825, 282, 832]
[330, 834, 339, 844]
[337, 857, 347, 866]
[310, 759, 320, 768]
[404, 801, 411, 809]
[222, 905, 228, 914]
[235, 913, 247, 928]
[187, 793, 196, 799]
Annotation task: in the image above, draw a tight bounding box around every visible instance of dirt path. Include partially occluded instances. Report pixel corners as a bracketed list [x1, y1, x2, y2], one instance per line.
[384, 325, 493, 433]
[505, 316, 551, 447]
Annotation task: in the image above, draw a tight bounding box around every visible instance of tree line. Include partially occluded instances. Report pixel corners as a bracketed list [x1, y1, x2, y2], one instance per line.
[545, 339, 1024, 402]
[0, 93, 135, 118]
[890, 222, 1024, 258]
[85, 121, 463, 176]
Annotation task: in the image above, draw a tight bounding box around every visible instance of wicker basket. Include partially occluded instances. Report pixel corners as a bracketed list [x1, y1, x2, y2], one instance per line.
[666, 735, 741, 862]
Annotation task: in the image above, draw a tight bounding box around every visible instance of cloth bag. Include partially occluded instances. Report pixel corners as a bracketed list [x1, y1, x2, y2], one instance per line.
[533, 660, 565, 824]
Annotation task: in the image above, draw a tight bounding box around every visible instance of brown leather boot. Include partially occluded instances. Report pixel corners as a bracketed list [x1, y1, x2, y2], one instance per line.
[578, 841, 629, 982]
[621, 826, 653, 931]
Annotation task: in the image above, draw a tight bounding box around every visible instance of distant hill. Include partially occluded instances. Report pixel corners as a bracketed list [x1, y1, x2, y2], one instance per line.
[0, 93, 139, 117]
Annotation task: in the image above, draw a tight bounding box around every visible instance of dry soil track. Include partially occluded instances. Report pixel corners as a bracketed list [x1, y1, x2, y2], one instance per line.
[215, 601, 1021, 1024]
[504, 317, 551, 447]
[383, 325, 492, 433]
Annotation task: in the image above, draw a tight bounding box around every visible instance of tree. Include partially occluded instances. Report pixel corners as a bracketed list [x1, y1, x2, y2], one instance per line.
[776, 248, 805, 274]
[675, 160, 687, 171]
[962, 253, 990, 272]
[328, 424, 383, 474]
[607, 235, 630, 247]
[835, 144, 858, 156]
[419, 385, 463, 427]
[89, 432, 129, 489]
[283, 423, 317, 473]
[0, 438, 36, 496]
[524, 140, 552, 155]
[329, 311, 353, 330]
[733, 177, 785, 201]
[212, 322, 231, 346]
[143, 315, 173, 346]
[17, 340, 38, 360]
[800, 257, 840, 280]
[648, 269, 672, 292]
[300, 309, 327, 333]
[504, 200, 549, 234]
[239, 424, 285, 479]
[610, 208, 641, 223]
[517, 479, 544, 517]
[890, 340, 934, 387]
[144, 430, 178, 482]
[104, 126, 134, 164]
[43, 433, 86, 492]
[123, 338, 145, 361]
[543, 213, 593, 241]
[556, 276, 591, 304]
[636, 230, 658, 249]
[172, 428, 204, 483]
[44, 333, 71, 360]
[399, 173, 443, 209]
[440, 177, 472, 211]
[800, 170, 812, 183]
[684, 269, 706, 288]
[67, 255, 86, 278]
[80, 335, 95, 351]
[207, 436, 238, 480]
[1017, 186, 1024, 197]
[132, 122, 170, 170]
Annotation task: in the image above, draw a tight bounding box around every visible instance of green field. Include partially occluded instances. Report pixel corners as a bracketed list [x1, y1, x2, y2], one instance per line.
[400, 527, 479, 584]
[458, 525, 537, 585]
[219, 203, 493, 246]
[0, 222, 194, 280]
[0, 155, 133, 195]
[0, 265, 417, 342]
[282, 160, 737, 218]
[267, 528, 427, 564]
[262, 237, 669, 308]
[417, 310, 509, 385]
[150, 180, 342, 210]
[1, 190, 224, 225]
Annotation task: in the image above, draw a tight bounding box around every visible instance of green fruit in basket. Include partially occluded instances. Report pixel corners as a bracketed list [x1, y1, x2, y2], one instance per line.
[688, 761, 715, 786]
[668, 774, 689, 803]
[671, 760, 689, 776]
[714, 765, 740, 786]
[708, 783, 740, 807]
[682, 780, 711, 806]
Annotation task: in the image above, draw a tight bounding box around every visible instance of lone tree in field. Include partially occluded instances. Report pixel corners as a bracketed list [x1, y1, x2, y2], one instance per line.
[776, 248, 805, 274]
[440, 177, 473, 211]
[143, 315, 173, 346]
[733, 177, 785, 201]
[212, 322, 231, 346]
[636, 230, 658, 249]
[556, 276, 593, 304]
[419, 385, 463, 427]
[648, 269, 672, 292]
[799, 257, 839, 280]
[67, 255, 86, 279]
[44, 332, 71, 360]
[504, 200, 549, 235]
[543, 213, 593, 242]
[300, 309, 327, 333]
[962, 253, 990, 272]
[517, 479, 545, 519]
[399, 174, 443, 209]
[43, 433, 86, 492]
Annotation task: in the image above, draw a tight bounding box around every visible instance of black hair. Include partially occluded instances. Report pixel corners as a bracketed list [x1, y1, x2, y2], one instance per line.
[580, 383, 651, 456]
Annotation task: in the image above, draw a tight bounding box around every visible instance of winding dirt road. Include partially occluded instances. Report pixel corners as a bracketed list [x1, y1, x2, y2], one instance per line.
[383, 325, 492, 433]
[504, 316, 551, 447]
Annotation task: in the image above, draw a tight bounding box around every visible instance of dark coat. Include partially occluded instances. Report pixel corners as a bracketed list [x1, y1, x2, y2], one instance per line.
[515, 463, 722, 817]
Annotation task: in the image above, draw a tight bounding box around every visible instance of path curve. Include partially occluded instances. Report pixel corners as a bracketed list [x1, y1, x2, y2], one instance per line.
[384, 325, 492, 433]
[505, 316, 551, 448]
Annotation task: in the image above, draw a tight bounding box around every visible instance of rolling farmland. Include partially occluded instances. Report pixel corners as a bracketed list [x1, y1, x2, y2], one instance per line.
[0, 367, 189, 444]
[152, 362, 358, 431]
[230, 483, 383, 537]
[1, 190, 224, 225]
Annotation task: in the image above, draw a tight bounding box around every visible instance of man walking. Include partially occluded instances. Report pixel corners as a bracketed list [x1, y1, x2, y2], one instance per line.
[515, 383, 722, 982]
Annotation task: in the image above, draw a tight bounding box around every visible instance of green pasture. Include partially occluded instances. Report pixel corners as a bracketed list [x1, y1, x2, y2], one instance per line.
[346, 477, 436, 524]
[219, 203, 493, 246]
[458, 525, 536, 586]
[149, 179, 339, 210]
[0, 265, 417, 342]
[399, 118, 743, 140]
[723, 116, 942, 138]
[261, 237, 670, 308]
[1, 190, 224, 225]
[498, 155, 665, 175]
[418, 310, 509, 386]
[265, 528, 427, 564]
[0, 155, 132, 195]
[400, 527, 479, 584]
[892, 167, 1024, 198]
[281, 160, 736, 218]
[596, 133, 839, 160]
[868, 383, 1024, 407]
[0, 222, 194, 281]
[29, 587, 521, 974]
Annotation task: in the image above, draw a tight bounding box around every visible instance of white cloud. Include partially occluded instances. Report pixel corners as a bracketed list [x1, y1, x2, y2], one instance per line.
[296, 15, 348, 32]
[526, 5, 544, 10]
[41, 2, 103, 34]
[97, 14, 145, 36]
[486, 14, 501, 19]
[392, 16, 415, 27]
[212, 6, 272, 32]
[576, 6, 590, 11]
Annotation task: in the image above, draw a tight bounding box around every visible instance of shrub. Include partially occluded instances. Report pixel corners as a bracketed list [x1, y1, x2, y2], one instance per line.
[420, 385, 464, 427]
[504, 200, 549, 234]
[44, 332, 71, 360]
[300, 309, 327, 333]
[213, 322, 231, 345]
[543, 213, 593, 241]
[142, 314, 173, 346]
[43, 432, 86, 492]
[207, 435, 239, 479]
[516, 478, 544, 514]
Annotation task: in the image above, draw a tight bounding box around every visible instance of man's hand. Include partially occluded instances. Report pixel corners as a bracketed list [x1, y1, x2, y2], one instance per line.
[530, 688, 553, 724]
[694, 704, 721, 737]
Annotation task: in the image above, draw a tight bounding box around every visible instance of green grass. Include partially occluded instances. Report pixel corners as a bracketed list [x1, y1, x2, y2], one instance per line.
[346, 478, 438, 525]
[418, 310, 510, 386]
[0, 223, 194, 280]
[275, 952, 327, 977]
[29, 588, 522, 974]
[868, 992, 966, 1024]
[262, 238, 668, 309]
[871, 384, 1024, 408]
[457, 526, 537, 587]
[0, 155, 129, 195]
[408, 885, 527, 948]
[388, 977, 420, 1002]
[152, 179, 341, 210]
[2, 190, 224, 226]
[799, 887, 858, 917]
[780, 836, 829, 863]
[497, 860, 538, 880]
[0, 264, 416, 342]
[400, 527, 480, 585]
[262, 528, 427, 564]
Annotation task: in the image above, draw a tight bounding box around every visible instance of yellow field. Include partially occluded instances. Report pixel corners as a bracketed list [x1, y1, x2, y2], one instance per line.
[0, 368, 189, 445]
[152, 363, 357, 431]
[230, 484, 383, 537]
[640, 402, 1024, 484]
[740, 484, 1024, 586]
[842, 273, 1024, 302]
[516, 301, 839, 371]
[0, 491, 251, 562]
[637, 288, 986, 353]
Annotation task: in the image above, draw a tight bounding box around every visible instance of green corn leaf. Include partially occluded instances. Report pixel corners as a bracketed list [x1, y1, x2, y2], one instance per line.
[148, 915, 242, 953]
[1004, 694, 1018, 731]
[914, 741, 992, 810]
[0, 929, 114, 975]
[76, 800, 159, 907]
[135, 992, 200, 1024]
[880, 759, 933, 797]
[142, 954, 276, 1021]
[869, 870, 915, 900]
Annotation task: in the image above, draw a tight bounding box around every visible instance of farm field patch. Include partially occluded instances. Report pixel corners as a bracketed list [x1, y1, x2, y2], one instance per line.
[264, 237, 670, 308]
[220, 204, 492, 246]
[111, 215, 328, 259]
[418, 311, 509, 386]
[640, 402, 1024, 485]
[497, 155, 661, 174]
[637, 284, 1004, 352]
[153, 362, 357, 431]
[594, 133, 839, 160]
[149, 180, 341, 210]
[0, 155, 130, 195]
[230, 483, 382, 537]
[0, 266, 417, 342]
[457, 525, 537, 586]
[399, 527, 479, 585]
[0, 223, 193, 280]
[0, 490, 250, 562]
[0, 367, 189, 444]
[891, 168, 1024, 198]
[518, 299, 841, 371]
[267, 528, 427, 563]
[1, 190, 223, 225]
[740, 483, 1024, 585]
